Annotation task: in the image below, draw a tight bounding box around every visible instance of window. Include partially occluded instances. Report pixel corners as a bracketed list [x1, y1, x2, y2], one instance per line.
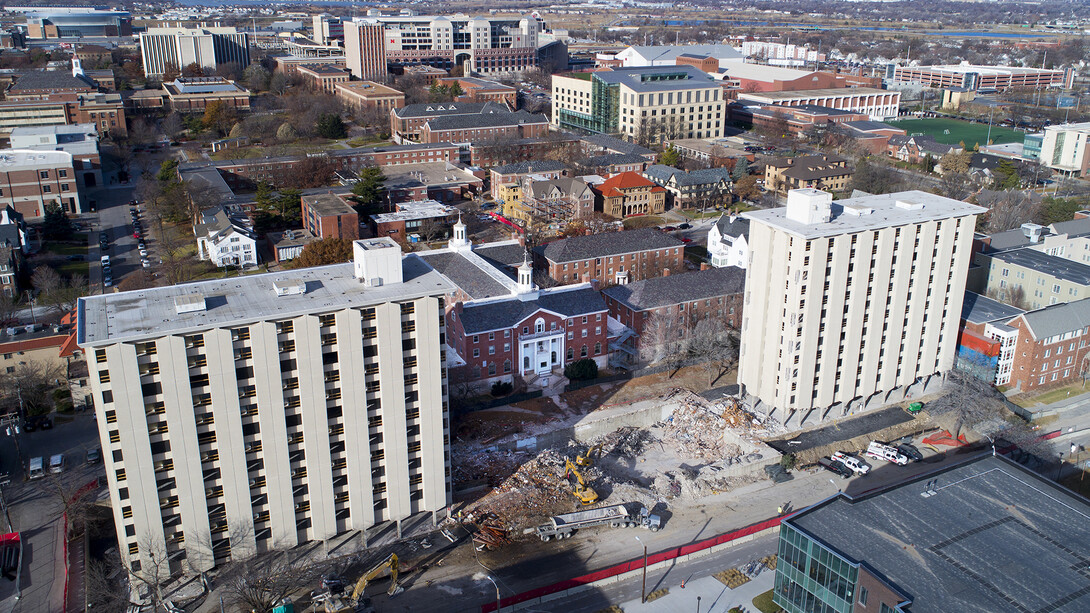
[42, 185, 51, 193]
[472, 348, 479, 358]
[472, 335, 479, 343]
[859, 587, 868, 605]
[39, 170, 48, 179]
[488, 345, 495, 355]
[580, 344, 588, 357]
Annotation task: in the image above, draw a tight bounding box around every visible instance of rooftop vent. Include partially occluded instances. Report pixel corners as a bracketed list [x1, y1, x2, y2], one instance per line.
[1021, 223, 1046, 243]
[273, 279, 307, 297]
[895, 199, 924, 211]
[174, 293, 207, 314]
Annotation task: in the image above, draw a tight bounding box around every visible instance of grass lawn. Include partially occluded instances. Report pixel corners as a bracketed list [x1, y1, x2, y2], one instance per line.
[678, 209, 723, 220]
[55, 261, 89, 278]
[42, 242, 88, 257]
[346, 136, 390, 148]
[886, 118, 1022, 147]
[623, 215, 664, 229]
[752, 589, 781, 613]
[1010, 380, 1090, 407]
[565, 72, 593, 81]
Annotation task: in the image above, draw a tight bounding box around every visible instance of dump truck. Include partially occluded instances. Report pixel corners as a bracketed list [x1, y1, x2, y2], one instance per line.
[528, 503, 661, 542]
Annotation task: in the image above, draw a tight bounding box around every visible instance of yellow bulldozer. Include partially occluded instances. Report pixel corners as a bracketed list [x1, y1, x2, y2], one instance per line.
[575, 443, 603, 468]
[564, 458, 599, 505]
[318, 553, 403, 612]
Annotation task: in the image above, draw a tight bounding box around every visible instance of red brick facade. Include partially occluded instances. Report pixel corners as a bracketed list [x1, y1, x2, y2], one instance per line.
[542, 244, 685, 287]
[1005, 317, 1090, 392]
[418, 117, 548, 145]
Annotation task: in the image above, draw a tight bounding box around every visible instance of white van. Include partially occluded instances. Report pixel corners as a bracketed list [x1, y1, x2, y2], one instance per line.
[865, 442, 910, 466]
[49, 454, 65, 474]
[28, 456, 44, 480]
[832, 451, 871, 475]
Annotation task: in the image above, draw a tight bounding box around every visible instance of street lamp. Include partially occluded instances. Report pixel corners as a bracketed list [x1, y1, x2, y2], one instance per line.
[483, 575, 500, 612]
[635, 535, 648, 604]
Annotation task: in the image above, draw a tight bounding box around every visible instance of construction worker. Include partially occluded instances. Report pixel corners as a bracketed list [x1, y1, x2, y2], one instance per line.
[777, 505, 784, 515]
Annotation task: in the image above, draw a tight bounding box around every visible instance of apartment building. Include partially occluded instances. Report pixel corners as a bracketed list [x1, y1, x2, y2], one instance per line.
[302, 193, 360, 241]
[642, 165, 732, 208]
[0, 149, 82, 217]
[1039, 122, 1090, 178]
[140, 27, 250, 79]
[969, 246, 1090, 310]
[335, 82, 405, 114]
[737, 88, 900, 121]
[536, 228, 684, 286]
[593, 172, 667, 219]
[552, 66, 725, 141]
[76, 239, 454, 574]
[602, 265, 745, 367]
[957, 291, 1023, 386]
[489, 160, 567, 200]
[296, 65, 350, 95]
[344, 14, 542, 77]
[764, 154, 852, 195]
[739, 189, 984, 424]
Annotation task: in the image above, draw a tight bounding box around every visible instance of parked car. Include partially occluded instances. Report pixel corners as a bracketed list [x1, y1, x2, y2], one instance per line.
[818, 457, 853, 478]
[662, 225, 677, 232]
[896, 443, 923, 462]
[831, 451, 870, 475]
[678, 223, 692, 229]
[86, 447, 101, 464]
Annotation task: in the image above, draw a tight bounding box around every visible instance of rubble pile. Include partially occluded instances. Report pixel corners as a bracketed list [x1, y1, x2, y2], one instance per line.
[451, 448, 531, 488]
[464, 448, 604, 528]
[660, 393, 748, 462]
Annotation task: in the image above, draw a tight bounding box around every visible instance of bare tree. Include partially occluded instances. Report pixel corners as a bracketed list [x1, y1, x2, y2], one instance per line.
[688, 318, 739, 386]
[3, 360, 66, 417]
[223, 551, 322, 613]
[640, 311, 690, 370]
[926, 369, 1006, 438]
[128, 534, 175, 612]
[978, 190, 1042, 233]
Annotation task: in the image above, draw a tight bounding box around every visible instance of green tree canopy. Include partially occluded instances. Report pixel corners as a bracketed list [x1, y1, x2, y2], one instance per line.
[659, 145, 680, 167]
[316, 113, 347, 139]
[351, 167, 386, 213]
[41, 201, 73, 240]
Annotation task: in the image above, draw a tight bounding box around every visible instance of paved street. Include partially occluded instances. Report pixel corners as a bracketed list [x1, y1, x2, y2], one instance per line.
[0, 414, 106, 613]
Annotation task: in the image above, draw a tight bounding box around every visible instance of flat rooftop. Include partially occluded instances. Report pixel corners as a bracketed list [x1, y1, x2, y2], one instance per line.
[961, 291, 1024, 325]
[302, 193, 355, 217]
[381, 162, 481, 191]
[988, 247, 1090, 285]
[788, 454, 1090, 613]
[740, 86, 891, 101]
[371, 200, 456, 224]
[743, 190, 985, 239]
[77, 256, 455, 346]
[907, 64, 1064, 76]
[336, 81, 402, 96]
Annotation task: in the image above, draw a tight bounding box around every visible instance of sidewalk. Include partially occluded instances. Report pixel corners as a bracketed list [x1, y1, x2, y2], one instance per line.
[619, 568, 774, 613]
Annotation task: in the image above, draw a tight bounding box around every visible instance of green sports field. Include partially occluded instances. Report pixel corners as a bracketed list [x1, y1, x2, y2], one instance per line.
[886, 118, 1023, 147]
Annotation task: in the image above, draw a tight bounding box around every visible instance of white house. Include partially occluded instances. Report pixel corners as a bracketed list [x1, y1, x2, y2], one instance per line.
[708, 212, 749, 269]
[194, 206, 258, 267]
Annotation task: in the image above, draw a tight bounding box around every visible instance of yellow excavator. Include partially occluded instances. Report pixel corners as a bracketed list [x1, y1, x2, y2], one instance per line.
[576, 443, 604, 468]
[564, 458, 599, 505]
[347, 553, 403, 605]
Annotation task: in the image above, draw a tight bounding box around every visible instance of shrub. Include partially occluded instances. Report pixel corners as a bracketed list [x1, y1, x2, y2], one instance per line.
[491, 381, 513, 397]
[564, 358, 598, 381]
[779, 453, 797, 471]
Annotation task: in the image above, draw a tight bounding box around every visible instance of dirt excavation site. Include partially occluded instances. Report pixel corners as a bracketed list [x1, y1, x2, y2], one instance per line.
[450, 389, 786, 542]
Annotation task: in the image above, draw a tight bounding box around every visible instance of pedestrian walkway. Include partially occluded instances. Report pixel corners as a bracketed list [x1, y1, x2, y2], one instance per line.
[619, 568, 774, 613]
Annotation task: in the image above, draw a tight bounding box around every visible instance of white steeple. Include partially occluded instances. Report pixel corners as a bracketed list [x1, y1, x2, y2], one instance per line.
[448, 214, 470, 252]
[516, 253, 538, 301]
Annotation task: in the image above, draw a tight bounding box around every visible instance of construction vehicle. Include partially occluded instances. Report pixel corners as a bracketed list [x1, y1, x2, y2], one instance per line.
[527, 503, 661, 541]
[576, 443, 604, 467]
[865, 442, 910, 466]
[564, 458, 599, 505]
[348, 553, 403, 603]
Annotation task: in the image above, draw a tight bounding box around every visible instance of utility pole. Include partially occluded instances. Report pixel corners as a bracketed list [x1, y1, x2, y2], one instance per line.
[635, 535, 648, 604]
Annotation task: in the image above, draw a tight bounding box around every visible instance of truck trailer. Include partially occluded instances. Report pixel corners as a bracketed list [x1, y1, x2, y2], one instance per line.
[528, 503, 661, 541]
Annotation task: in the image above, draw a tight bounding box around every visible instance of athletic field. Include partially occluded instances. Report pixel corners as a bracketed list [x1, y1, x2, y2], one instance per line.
[886, 117, 1023, 147]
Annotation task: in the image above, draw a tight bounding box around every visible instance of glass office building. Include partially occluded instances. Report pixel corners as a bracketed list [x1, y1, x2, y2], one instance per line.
[775, 523, 859, 613]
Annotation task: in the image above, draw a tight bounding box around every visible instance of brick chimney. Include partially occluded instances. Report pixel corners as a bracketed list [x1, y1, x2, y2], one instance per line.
[663, 268, 671, 276]
[700, 263, 710, 271]
[589, 279, 600, 290]
[585, 228, 593, 236]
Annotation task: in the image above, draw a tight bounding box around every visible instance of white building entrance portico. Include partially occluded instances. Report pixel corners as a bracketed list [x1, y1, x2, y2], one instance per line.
[520, 317, 564, 375]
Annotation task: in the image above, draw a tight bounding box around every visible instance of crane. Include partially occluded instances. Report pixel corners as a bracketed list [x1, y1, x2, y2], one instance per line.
[564, 458, 599, 505]
[576, 443, 604, 468]
[348, 553, 403, 605]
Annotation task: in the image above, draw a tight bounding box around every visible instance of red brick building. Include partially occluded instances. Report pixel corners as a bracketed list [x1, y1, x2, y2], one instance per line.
[418, 109, 549, 145]
[390, 101, 511, 143]
[602, 265, 745, 367]
[435, 77, 517, 107]
[297, 64, 351, 94]
[0, 149, 83, 216]
[536, 228, 685, 287]
[1002, 298, 1090, 392]
[301, 192, 359, 240]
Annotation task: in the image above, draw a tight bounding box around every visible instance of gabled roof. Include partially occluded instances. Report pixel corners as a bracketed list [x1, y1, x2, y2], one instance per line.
[1014, 296, 1090, 340]
[10, 70, 97, 92]
[394, 100, 509, 119]
[581, 134, 656, 158]
[596, 171, 657, 196]
[425, 110, 547, 131]
[584, 153, 649, 168]
[492, 159, 567, 175]
[538, 228, 683, 263]
[622, 44, 744, 64]
[418, 250, 512, 300]
[675, 167, 732, 187]
[643, 164, 681, 183]
[459, 286, 607, 334]
[714, 213, 750, 240]
[602, 267, 745, 311]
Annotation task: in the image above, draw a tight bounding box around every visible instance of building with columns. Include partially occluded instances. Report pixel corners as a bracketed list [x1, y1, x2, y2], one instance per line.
[739, 189, 983, 427]
[421, 221, 610, 392]
[737, 87, 900, 121]
[76, 238, 455, 574]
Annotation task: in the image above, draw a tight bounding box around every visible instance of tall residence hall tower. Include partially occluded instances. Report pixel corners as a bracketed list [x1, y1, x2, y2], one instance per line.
[77, 238, 454, 574]
[739, 189, 984, 426]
